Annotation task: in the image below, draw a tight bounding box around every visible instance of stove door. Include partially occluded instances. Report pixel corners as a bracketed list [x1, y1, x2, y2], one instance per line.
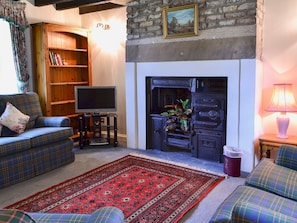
[192, 93, 226, 131]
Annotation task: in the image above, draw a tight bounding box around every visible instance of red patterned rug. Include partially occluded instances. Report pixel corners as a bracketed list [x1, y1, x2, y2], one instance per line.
[6, 154, 225, 222]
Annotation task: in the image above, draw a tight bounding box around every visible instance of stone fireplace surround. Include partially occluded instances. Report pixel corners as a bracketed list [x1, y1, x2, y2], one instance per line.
[126, 59, 256, 172]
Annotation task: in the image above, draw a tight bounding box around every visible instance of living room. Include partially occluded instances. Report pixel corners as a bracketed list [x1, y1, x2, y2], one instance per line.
[23, 0, 297, 174]
[1, 0, 297, 222]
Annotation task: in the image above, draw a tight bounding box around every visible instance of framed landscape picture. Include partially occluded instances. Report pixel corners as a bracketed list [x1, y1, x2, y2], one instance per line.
[163, 4, 199, 38]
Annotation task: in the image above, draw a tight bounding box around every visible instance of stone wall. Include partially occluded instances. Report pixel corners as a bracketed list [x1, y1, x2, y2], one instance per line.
[126, 0, 257, 62]
[127, 0, 256, 40]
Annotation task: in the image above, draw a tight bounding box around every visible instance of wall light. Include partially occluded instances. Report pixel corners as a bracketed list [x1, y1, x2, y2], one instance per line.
[266, 83, 297, 138]
[96, 23, 110, 30]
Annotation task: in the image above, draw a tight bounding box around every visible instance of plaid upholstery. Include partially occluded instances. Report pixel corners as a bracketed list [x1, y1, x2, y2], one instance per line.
[0, 92, 74, 189]
[35, 116, 70, 128]
[211, 144, 297, 222]
[245, 158, 297, 201]
[33, 139, 74, 176]
[0, 92, 70, 131]
[0, 92, 42, 130]
[276, 145, 297, 171]
[20, 127, 73, 148]
[0, 137, 31, 156]
[86, 207, 124, 223]
[0, 209, 36, 223]
[0, 152, 35, 188]
[231, 201, 297, 223]
[210, 185, 297, 222]
[29, 213, 89, 223]
[29, 207, 124, 223]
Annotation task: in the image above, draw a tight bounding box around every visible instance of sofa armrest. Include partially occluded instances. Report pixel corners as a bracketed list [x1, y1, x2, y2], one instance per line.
[35, 116, 70, 127]
[29, 207, 124, 223]
[87, 206, 124, 223]
[276, 145, 297, 171]
[28, 212, 89, 223]
[232, 201, 297, 223]
[0, 209, 35, 223]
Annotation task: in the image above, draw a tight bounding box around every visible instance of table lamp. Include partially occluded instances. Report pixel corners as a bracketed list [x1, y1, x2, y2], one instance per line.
[266, 84, 297, 138]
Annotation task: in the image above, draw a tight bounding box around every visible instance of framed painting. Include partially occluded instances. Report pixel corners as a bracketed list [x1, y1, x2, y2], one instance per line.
[163, 4, 199, 38]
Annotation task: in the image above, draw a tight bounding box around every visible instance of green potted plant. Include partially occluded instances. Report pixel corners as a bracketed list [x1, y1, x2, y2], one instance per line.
[161, 99, 192, 132]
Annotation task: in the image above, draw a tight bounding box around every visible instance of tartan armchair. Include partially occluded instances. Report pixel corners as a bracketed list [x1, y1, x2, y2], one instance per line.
[210, 145, 297, 222]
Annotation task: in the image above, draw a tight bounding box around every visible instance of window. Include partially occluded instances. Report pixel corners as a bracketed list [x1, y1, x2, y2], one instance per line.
[0, 19, 18, 94]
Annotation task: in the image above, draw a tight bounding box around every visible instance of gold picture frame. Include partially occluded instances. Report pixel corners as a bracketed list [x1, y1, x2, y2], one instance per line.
[163, 4, 199, 39]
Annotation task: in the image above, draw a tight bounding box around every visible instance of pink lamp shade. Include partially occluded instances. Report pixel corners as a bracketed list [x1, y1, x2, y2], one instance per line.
[266, 84, 297, 138]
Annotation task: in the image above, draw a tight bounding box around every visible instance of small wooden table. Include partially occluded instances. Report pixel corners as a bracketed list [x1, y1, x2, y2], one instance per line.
[259, 134, 297, 160]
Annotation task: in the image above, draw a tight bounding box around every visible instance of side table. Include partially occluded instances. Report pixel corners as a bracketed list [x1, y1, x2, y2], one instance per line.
[259, 134, 297, 160]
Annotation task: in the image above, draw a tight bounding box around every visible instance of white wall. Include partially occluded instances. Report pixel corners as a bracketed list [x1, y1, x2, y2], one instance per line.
[25, 0, 80, 26]
[261, 0, 297, 137]
[81, 7, 127, 135]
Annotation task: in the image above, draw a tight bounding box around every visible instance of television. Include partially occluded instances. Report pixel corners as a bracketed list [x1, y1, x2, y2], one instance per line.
[75, 86, 117, 113]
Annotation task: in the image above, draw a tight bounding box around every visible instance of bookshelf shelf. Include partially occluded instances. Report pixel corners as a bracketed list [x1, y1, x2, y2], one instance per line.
[50, 81, 89, 86]
[49, 47, 88, 52]
[51, 100, 75, 105]
[49, 65, 89, 68]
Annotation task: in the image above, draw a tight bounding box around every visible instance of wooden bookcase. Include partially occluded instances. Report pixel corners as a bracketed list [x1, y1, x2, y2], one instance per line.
[31, 23, 92, 139]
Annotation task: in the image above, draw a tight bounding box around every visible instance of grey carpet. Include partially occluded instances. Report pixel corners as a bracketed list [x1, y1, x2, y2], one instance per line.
[0, 146, 245, 222]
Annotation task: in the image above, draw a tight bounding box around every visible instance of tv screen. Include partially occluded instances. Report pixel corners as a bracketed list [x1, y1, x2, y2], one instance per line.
[75, 86, 117, 113]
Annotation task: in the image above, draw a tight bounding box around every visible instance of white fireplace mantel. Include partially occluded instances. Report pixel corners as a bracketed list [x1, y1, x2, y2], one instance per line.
[126, 59, 256, 172]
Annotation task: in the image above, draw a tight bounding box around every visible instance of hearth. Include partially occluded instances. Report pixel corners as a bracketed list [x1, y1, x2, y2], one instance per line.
[126, 59, 256, 172]
[147, 77, 227, 162]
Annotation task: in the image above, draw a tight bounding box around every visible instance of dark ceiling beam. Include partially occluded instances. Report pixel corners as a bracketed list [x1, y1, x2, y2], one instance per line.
[34, 0, 71, 7]
[55, 0, 107, 10]
[79, 2, 124, 14]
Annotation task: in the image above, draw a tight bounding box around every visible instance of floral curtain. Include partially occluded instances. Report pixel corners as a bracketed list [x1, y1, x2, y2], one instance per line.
[0, 0, 29, 92]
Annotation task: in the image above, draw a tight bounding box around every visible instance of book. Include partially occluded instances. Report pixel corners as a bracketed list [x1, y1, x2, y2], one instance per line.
[49, 51, 64, 65]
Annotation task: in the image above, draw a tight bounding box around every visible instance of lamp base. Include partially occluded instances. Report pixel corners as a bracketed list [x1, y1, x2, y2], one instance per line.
[276, 113, 290, 139]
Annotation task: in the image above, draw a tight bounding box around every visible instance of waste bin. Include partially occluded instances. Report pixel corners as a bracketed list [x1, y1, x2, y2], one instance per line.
[223, 145, 243, 177]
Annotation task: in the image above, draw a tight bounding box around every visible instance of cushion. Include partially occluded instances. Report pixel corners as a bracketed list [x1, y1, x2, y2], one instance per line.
[20, 127, 73, 148]
[245, 158, 297, 201]
[276, 145, 297, 171]
[0, 93, 43, 130]
[0, 102, 30, 134]
[0, 104, 17, 137]
[0, 209, 36, 223]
